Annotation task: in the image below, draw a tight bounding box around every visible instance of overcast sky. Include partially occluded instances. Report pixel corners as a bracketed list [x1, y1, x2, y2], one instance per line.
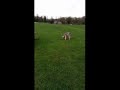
[34, 0, 85, 18]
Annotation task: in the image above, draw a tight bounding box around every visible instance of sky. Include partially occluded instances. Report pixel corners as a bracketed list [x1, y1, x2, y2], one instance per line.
[34, 0, 85, 18]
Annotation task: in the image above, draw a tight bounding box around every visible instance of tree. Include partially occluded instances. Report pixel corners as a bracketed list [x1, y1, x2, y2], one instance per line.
[50, 17, 54, 24]
[34, 15, 85, 25]
[34, 16, 37, 22]
[36, 15, 39, 22]
[43, 16, 47, 23]
[81, 16, 85, 24]
[66, 17, 72, 24]
[59, 17, 66, 24]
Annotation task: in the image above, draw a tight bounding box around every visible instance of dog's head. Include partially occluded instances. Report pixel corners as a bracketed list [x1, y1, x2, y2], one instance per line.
[62, 36, 64, 38]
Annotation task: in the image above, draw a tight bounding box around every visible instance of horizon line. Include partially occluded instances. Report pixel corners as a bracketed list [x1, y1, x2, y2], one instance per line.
[34, 15, 85, 19]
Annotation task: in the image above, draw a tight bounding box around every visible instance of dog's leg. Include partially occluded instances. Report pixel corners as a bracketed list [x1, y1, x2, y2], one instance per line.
[65, 35, 66, 40]
[69, 36, 70, 40]
[68, 35, 70, 40]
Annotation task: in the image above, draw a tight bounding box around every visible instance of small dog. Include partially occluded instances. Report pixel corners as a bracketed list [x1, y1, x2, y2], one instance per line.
[62, 32, 71, 40]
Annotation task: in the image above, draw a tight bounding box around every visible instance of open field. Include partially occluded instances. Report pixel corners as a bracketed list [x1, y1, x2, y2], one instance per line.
[34, 23, 85, 90]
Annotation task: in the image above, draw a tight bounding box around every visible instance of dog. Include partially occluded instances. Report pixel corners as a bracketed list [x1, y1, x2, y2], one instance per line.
[62, 32, 71, 40]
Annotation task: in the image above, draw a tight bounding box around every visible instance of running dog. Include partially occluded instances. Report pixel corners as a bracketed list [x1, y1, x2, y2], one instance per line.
[62, 32, 71, 40]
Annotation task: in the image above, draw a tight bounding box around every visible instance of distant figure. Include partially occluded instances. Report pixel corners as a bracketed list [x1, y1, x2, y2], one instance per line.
[62, 32, 71, 40]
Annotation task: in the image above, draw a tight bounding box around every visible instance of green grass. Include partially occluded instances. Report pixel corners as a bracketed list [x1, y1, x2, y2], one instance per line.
[34, 23, 85, 90]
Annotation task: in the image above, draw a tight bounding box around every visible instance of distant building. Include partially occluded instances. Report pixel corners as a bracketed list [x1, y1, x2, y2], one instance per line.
[58, 21, 62, 24]
[54, 21, 62, 24]
[54, 21, 58, 24]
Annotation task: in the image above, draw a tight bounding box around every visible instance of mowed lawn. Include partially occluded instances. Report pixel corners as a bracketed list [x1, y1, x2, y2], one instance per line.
[34, 23, 85, 90]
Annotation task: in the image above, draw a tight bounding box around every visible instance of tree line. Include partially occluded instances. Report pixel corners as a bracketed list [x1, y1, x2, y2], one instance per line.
[34, 15, 85, 25]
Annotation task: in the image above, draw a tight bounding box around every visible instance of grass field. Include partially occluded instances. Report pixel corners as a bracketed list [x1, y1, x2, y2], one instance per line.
[34, 23, 85, 90]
